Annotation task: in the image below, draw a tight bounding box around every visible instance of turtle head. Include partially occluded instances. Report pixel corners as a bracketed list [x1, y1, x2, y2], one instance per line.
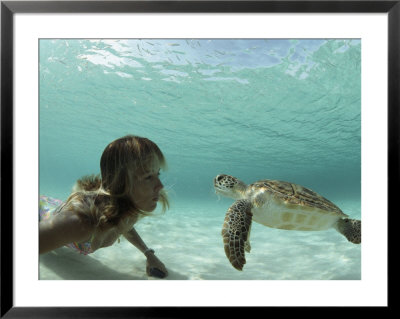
[214, 174, 247, 199]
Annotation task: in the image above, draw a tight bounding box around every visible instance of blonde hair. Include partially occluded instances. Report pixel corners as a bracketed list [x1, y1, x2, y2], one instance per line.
[67, 135, 169, 228]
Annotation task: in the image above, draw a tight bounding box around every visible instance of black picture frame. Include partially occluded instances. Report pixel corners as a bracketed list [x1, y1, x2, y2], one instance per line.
[1, 1, 396, 317]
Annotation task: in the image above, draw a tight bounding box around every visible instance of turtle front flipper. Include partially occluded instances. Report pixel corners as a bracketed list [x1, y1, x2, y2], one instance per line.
[221, 199, 253, 271]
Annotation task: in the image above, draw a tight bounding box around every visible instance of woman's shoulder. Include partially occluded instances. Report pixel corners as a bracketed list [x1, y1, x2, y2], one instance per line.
[62, 191, 110, 225]
[72, 174, 102, 192]
[67, 190, 109, 205]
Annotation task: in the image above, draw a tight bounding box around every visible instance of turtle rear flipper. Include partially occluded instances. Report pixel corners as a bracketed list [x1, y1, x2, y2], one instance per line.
[221, 200, 253, 271]
[334, 218, 361, 244]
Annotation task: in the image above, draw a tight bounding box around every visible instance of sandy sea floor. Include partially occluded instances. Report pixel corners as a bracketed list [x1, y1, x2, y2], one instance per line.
[39, 198, 361, 280]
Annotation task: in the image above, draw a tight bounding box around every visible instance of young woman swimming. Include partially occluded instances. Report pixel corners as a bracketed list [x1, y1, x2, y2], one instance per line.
[39, 135, 169, 278]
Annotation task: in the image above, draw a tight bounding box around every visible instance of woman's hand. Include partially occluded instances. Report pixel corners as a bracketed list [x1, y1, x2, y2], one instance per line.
[123, 228, 168, 278]
[146, 253, 168, 278]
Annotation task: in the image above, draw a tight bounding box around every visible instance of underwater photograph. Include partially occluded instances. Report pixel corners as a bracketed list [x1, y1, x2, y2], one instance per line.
[39, 39, 361, 280]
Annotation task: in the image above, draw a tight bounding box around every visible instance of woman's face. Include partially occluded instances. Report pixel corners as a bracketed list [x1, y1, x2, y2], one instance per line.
[131, 162, 164, 212]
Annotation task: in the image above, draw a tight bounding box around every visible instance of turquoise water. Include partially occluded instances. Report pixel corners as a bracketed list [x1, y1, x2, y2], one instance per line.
[39, 39, 361, 280]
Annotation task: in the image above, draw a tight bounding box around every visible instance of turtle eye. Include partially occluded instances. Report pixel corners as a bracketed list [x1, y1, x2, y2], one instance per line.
[216, 175, 224, 182]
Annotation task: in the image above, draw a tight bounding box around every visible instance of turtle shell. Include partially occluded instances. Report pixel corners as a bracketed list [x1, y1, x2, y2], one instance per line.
[250, 180, 346, 216]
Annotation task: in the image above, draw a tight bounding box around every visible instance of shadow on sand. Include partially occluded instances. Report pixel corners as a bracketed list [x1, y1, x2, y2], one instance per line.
[39, 248, 188, 280]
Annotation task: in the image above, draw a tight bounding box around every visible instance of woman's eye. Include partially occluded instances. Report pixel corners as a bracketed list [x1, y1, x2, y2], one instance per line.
[145, 172, 160, 180]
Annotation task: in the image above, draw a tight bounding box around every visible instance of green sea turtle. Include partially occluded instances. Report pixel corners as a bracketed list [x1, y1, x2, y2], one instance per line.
[214, 174, 361, 271]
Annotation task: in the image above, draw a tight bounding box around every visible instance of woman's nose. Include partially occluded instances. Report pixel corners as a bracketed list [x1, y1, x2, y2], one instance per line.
[156, 178, 163, 191]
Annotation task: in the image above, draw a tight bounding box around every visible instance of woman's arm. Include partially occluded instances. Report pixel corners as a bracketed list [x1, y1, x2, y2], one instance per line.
[123, 228, 168, 278]
[123, 227, 152, 254]
[39, 211, 94, 254]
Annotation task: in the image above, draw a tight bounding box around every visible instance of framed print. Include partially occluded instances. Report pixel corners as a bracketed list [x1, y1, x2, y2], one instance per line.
[1, 0, 396, 317]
